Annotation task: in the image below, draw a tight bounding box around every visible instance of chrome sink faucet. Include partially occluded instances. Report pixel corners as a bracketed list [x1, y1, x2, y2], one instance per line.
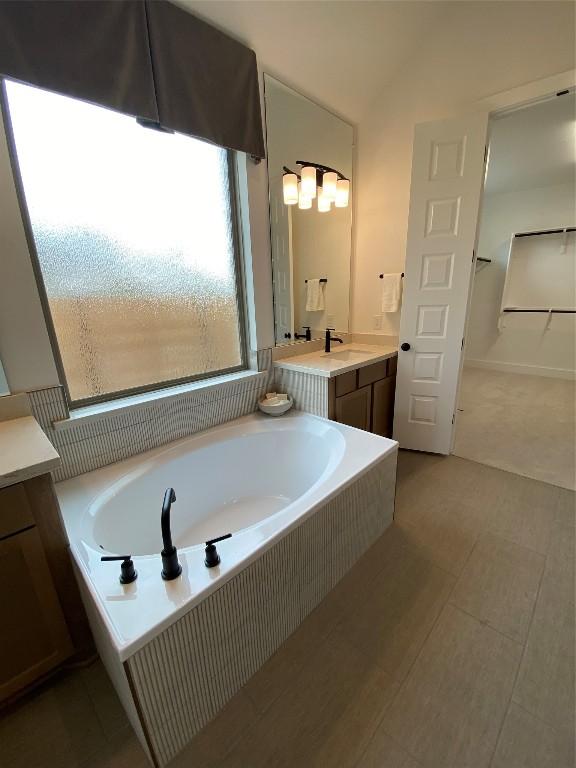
[325, 328, 343, 353]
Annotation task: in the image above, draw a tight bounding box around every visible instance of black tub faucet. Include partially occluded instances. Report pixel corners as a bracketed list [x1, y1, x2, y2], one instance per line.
[161, 488, 182, 581]
[325, 328, 343, 353]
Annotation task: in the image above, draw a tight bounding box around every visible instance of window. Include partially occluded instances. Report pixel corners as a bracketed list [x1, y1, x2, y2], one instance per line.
[4, 80, 246, 406]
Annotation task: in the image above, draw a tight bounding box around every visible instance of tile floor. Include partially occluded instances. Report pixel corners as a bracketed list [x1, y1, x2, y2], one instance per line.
[1, 451, 574, 767]
[454, 366, 576, 490]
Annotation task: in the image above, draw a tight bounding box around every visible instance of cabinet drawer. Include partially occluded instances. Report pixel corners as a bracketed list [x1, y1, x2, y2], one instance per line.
[358, 360, 388, 388]
[335, 370, 357, 397]
[0, 484, 34, 540]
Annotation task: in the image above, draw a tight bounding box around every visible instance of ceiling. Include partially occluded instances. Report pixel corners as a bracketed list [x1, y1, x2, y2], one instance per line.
[485, 92, 576, 195]
[177, 1, 446, 124]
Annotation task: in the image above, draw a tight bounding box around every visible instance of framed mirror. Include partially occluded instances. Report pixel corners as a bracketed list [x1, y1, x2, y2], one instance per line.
[264, 75, 353, 345]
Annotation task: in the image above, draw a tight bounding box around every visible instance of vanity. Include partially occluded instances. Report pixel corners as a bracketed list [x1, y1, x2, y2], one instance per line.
[0, 395, 92, 705]
[274, 343, 398, 436]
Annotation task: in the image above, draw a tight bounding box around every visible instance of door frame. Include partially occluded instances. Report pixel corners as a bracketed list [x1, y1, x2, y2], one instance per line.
[449, 70, 575, 452]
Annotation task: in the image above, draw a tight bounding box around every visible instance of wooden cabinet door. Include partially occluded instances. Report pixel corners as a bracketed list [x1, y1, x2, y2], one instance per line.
[0, 527, 73, 703]
[335, 385, 372, 432]
[372, 377, 396, 438]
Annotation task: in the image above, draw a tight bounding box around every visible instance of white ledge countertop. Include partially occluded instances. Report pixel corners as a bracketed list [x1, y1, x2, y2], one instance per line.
[273, 343, 398, 378]
[0, 415, 61, 489]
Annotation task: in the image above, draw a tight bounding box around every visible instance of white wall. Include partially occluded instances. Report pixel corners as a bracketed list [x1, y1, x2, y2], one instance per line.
[466, 183, 575, 377]
[350, 2, 575, 337]
[0, 114, 61, 391]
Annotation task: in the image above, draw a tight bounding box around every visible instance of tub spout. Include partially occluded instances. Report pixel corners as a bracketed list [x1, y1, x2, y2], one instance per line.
[161, 488, 182, 581]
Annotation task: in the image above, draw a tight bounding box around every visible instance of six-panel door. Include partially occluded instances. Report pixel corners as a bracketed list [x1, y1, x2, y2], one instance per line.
[394, 113, 488, 454]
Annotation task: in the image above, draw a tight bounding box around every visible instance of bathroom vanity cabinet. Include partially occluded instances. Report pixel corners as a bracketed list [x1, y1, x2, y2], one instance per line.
[0, 476, 92, 705]
[330, 357, 397, 437]
[274, 345, 398, 438]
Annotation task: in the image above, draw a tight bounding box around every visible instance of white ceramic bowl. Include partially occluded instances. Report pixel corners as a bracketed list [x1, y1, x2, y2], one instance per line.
[258, 396, 293, 416]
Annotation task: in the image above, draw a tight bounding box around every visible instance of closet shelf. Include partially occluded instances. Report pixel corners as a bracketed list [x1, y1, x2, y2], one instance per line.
[514, 226, 575, 238]
[502, 307, 576, 314]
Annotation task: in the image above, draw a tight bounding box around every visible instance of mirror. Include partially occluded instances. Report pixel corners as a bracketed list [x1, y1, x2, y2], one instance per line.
[264, 75, 353, 345]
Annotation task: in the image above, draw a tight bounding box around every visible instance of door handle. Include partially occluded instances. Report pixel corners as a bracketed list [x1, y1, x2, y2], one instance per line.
[400, 342, 411, 351]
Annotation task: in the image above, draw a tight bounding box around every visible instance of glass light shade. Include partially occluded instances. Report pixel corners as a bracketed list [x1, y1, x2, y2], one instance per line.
[301, 166, 317, 198]
[298, 185, 312, 209]
[322, 171, 337, 201]
[282, 173, 298, 205]
[317, 188, 332, 213]
[335, 179, 350, 208]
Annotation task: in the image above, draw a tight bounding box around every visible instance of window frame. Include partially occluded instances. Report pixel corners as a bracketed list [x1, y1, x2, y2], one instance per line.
[1, 78, 249, 409]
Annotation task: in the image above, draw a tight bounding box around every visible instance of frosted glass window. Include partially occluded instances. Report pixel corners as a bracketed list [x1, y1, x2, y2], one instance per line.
[5, 80, 245, 404]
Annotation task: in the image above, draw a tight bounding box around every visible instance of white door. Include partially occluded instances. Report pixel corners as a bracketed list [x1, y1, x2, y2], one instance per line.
[394, 113, 488, 454]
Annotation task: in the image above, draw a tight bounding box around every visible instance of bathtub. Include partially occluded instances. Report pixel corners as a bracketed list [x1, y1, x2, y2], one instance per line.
[57, 410, 397, 766]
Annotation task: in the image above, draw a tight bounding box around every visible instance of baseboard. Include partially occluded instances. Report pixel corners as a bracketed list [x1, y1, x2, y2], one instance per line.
[465, 358, 576, 380]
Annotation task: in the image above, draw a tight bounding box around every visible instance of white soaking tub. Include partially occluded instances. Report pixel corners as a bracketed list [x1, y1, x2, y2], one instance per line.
[57, 410, 397, 766]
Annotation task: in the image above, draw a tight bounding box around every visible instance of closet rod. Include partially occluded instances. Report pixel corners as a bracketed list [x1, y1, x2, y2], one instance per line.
[502, 308, 576, 314]
[514, 227, 576, 238]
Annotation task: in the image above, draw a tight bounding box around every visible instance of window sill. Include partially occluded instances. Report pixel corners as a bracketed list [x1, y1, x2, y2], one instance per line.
[53, 369, 263, 431]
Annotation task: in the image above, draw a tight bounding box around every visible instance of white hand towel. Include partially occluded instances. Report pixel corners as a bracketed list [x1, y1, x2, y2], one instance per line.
[306, 279, 325, 312]
[380, 273, 402, 313]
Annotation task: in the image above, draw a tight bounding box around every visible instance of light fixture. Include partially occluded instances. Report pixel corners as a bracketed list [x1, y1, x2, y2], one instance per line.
[298, 184, 312, 209]
[317, 188, 332, 213]
[335, 179, 350, 208]
[282, 162, 350, 212]
[322, 171, 338, 202]
[301, 166, 317, 198]
[282, 172, 298, 205]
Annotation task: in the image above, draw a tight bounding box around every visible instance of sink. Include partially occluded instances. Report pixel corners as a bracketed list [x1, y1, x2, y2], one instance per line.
[323, 349, 370, 362]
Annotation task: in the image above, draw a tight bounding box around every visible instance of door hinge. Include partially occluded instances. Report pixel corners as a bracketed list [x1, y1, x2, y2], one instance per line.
[452, 413, 455, 425]
[484, 145, 488, 162]
[461, 337, 465, 349]
[472, 249, 475, 262]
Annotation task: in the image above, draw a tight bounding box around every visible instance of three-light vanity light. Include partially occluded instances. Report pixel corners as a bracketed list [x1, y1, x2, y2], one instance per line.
[282, 161, 350, 212]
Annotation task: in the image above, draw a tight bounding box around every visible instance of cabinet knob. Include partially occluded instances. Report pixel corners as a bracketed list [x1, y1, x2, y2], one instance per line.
[400, 342, 411, 351]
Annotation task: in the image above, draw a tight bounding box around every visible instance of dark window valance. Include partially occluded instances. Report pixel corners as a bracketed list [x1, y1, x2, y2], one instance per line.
[145, 1, 265, 158]
[0, 0, 158, 121]
[0, 0, 265, 159]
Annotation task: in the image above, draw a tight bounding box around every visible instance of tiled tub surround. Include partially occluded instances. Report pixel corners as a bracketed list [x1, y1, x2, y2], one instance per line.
[57, 412, 397, 766]
[27, 352, 274, 481]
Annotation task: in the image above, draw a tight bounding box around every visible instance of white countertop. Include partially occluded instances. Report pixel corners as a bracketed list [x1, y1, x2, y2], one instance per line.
[0, 415, 61, 489]
[273, 343, 398, 378]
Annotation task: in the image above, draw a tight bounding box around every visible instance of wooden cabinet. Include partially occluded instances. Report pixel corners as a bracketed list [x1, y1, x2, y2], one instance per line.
[0, 527, 73, 702]
[0, 476, 92, 705]
[334, 385, 372, 431]
[331, 355, 397, 437]
[372, 376, 396, 438]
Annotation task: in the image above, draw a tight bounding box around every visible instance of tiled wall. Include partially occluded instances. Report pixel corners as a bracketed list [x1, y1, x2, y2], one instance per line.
[28, 351, 273, 482]
[126, 454, 396, 766]
[274, 367, 330, 417]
